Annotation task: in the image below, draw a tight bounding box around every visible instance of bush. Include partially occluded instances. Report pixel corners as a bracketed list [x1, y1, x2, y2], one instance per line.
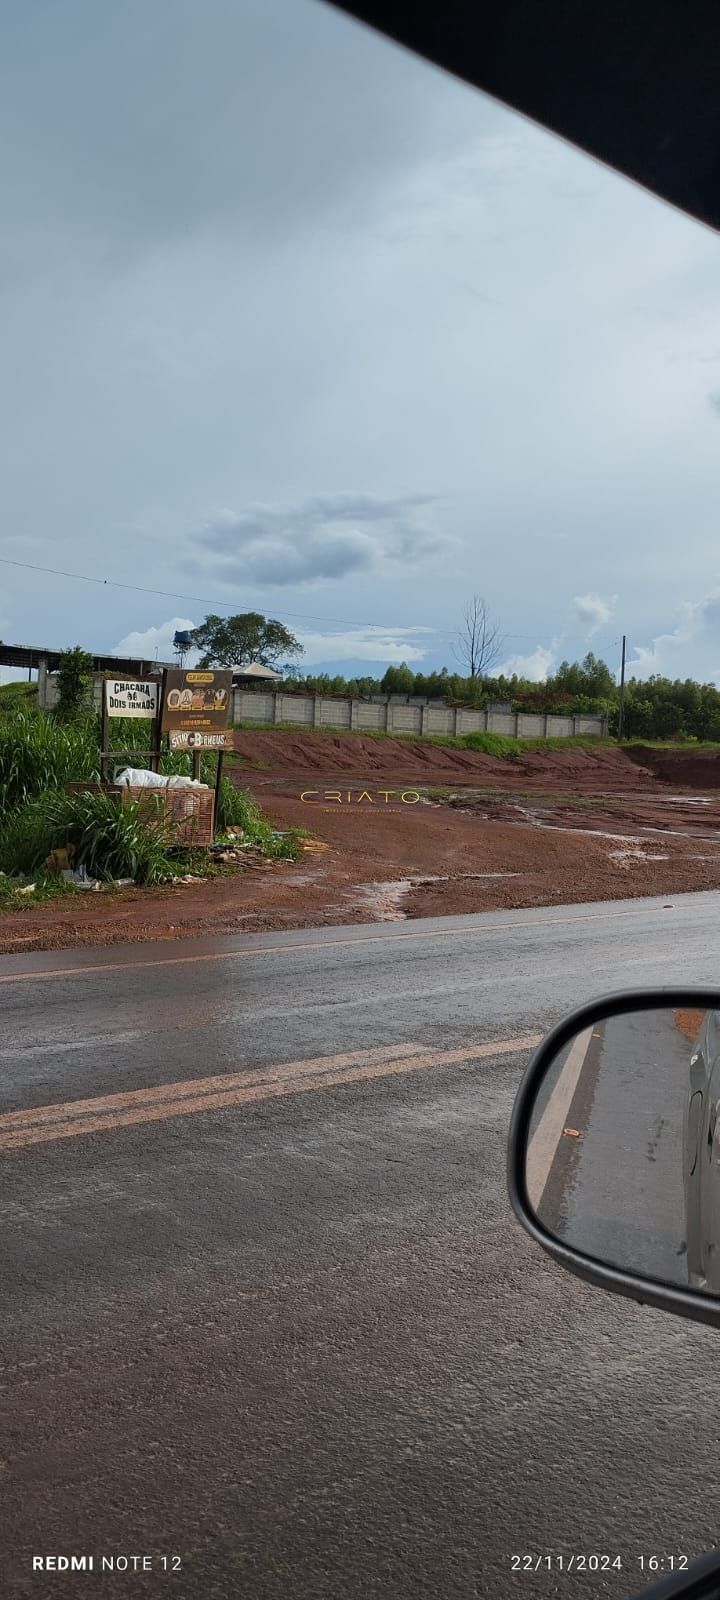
[0, 790, 176, 884]
[0, 706, 301, 881]
[459, 730, 522, 758]
[54, 647, 94, 722]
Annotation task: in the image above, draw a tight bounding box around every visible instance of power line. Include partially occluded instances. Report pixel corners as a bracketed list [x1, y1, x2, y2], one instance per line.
[0, 553, 540, 643]
[0, 555, 425, 633]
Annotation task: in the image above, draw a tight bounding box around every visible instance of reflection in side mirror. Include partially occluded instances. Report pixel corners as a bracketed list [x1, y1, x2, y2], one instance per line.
[522, 1002, 720, 1295]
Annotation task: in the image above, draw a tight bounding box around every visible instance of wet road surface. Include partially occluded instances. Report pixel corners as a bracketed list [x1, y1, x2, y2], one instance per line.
[2, 891, 720, 1598]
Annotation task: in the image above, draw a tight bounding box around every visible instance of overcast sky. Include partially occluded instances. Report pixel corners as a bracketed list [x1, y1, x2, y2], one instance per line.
[2, 0, 720, 685]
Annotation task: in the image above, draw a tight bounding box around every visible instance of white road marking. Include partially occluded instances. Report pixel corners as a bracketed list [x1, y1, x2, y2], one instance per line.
[526, 1026, 595, 1212]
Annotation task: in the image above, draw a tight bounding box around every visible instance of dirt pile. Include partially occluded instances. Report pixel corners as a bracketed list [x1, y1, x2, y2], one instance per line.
[234, 730, 657, 792]
[626, 745, 720, 788]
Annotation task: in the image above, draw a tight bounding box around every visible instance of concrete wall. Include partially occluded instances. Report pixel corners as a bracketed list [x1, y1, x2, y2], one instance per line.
[232, 688, 607, 739]
[42, 675, 104, 711]
[39, 676, 607, 739]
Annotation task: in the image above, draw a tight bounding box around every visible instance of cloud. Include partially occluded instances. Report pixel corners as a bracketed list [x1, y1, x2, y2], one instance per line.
[186, 492, 449, 588]
[495, 645, 555, 682]
[295, 626, 432, 667]
[625, 587, 720, 680]
[113, 617, 198, 663]
[111, 617, 432, 670]
[573, 592, 618, 637]
[3, 0, 720, 692]
[0, 0, 492, 274]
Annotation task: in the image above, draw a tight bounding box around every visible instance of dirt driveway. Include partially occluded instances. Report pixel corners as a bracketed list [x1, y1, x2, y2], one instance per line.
[2, 733, 720, 952]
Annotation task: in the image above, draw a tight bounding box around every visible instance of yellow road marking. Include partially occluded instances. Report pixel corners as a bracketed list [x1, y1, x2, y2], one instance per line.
[0, 1042, 427, 1128]
[0, 904, 673, 985]
[0, 1035, 542, 1152]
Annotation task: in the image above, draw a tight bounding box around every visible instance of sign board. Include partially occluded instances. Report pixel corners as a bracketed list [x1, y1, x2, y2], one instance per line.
[105, 678, 160, 718]
[161, 669, 233, 736]
[168, 730, 231, 750]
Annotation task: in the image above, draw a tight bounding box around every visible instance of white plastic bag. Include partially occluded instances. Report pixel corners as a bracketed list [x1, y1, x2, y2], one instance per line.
[114, 767, 166, 789]
[113, 768, 209, 791]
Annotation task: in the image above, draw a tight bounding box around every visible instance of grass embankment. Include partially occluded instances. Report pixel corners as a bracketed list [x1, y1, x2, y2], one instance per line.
[0, 681, 39, 711]
[624, 739, 720, 752]
[235, 720, 720, 757]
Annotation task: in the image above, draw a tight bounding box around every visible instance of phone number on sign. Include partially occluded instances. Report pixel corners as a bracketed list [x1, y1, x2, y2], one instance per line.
[511, 1555, 623, 1572]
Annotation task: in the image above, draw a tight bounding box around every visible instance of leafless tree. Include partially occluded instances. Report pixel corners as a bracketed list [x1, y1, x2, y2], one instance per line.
[452, 595, 503, 679]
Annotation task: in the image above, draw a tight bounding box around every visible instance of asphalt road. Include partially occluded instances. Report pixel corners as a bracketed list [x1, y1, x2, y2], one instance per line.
[3, 890, 720, 1600]
[529, 1010, 690, 1282]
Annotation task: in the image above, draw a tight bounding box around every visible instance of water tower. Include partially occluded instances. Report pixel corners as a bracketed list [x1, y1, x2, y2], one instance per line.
[173, 630, 193, 668]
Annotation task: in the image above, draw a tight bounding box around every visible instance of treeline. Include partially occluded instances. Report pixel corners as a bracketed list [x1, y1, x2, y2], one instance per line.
[281, 653, 720, 741]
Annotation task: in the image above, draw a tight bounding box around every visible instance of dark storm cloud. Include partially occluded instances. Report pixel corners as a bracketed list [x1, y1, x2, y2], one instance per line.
[0, 0, 490, 272]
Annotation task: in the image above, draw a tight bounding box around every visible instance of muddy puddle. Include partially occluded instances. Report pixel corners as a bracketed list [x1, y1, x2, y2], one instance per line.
[354, 873, 524, 921]
[444, 790, 720, 844]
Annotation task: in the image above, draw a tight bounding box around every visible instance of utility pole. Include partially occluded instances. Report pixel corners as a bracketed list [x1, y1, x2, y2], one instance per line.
[618, 634, 627, 740]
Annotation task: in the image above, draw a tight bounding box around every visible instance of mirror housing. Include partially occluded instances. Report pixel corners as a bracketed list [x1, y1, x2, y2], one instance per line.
[507, 988, 720, 1331]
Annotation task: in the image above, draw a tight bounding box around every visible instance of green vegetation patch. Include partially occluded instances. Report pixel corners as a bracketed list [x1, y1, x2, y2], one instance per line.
[0, 707, 303, 894]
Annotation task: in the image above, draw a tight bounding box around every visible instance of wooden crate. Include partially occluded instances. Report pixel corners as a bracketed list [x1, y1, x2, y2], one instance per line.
[67, 781, 215, 846]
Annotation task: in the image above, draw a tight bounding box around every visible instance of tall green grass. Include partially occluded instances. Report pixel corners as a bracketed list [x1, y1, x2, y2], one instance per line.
[0, 708, 302, 880]
[0, 711, 99, 812]
[0, 790, 176, 884]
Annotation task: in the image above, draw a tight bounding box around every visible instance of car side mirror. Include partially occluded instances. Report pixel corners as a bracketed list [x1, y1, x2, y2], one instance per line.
[507, 988, 720, 1330]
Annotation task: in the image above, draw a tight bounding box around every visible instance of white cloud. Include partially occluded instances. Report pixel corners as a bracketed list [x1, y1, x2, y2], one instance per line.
[113, 617, 197, 664]
[495, 645, 555, 682]
[111, 618, 433, 671]
[294, 626, 432, 667]
[625, 587, 720, 681]
[573, 592, 618, 637]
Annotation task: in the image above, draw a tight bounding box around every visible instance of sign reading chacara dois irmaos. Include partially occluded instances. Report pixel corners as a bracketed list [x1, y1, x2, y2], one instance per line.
[105, 679, 160, 718]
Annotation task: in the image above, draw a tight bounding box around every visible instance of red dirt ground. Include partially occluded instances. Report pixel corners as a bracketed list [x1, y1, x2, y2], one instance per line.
[2, 733, 720, 953]
[233, 730, 665, 791]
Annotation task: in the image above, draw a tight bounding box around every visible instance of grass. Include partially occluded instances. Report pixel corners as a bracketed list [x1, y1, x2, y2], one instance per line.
[88, 720, 303, 857]
[0, 708, 335, 894]
[0, 790, 177, 884]
[0, 680, 39, 711]
[0, 710, 99, 811]
[0, 873, 83, 911]
[624, 738, 720, 751]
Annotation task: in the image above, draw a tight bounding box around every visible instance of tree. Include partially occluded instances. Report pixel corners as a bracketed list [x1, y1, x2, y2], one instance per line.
[55, 646, 93, 722]
[578, 652, 616, 698]
[452, 595, 503, 679]
[550, 652, 616, 701]
[381, 662, 415, 695]
[190, 612, 304, 669]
